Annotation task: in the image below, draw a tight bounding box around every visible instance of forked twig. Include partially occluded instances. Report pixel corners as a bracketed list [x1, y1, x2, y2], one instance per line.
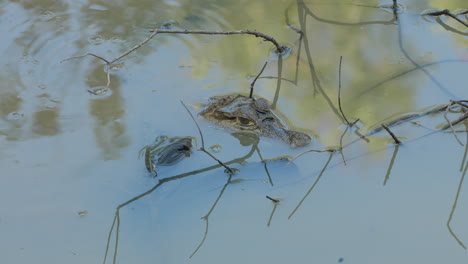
[180, 101, 234, 174]
[249, 62, 268, 98]
[63, 28, 283, 88]
[266, 195, 280, 203]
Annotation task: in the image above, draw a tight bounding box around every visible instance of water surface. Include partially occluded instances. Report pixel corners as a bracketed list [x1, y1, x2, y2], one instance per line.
[1, 0, 468, 263]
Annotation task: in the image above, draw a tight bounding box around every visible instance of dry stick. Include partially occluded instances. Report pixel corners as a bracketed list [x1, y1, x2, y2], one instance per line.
[63, 29, 282, 88]
[149, 29, 284, 53]
[249, 62, 268, 98]
[180, 101, 234, 174]
[426, 9, 468, 28]
[381, 124, 402, 144]
[266, 196, 280, 203]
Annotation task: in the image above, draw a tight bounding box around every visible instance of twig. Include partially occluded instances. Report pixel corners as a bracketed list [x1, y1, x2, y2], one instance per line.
[381, 124, 402, 144]
[338, 56, 351, 125]
[444, 101, 464, 146]
[288, 149, 335, 165]
[426, 9, 468, 28]
[180, 101, 234, 174]
[249, 62, 268, 98]
[266, 196, 279, 203]
[63, 28, 283, 88]
[148, 29, 284, 53]
[61, 53, 110, 64]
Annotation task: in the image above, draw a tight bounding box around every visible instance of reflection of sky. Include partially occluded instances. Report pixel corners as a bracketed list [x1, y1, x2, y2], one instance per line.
[1, 0, 468, 263]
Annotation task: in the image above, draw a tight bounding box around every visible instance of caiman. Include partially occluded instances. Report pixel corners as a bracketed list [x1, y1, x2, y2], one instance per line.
[200, 94, 311, 147]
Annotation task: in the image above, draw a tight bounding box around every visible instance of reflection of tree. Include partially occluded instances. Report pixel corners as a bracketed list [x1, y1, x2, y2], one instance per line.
[87, 64, 129, 160]
[392, 3, 459, 99]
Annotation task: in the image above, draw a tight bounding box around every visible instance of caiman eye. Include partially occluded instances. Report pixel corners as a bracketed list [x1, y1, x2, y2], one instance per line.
[238, 117, 253, 126]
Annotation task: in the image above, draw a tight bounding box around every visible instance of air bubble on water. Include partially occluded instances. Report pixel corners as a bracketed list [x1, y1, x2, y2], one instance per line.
[7, 112, 24, 121]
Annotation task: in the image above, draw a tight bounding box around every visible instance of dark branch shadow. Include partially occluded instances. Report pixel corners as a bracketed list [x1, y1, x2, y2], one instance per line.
[383, 144, 400, 185]
[460, 123, 468, 172]
[190, 173, 233, 258]
[267, 199, 280, 227]
[288, 151, 334, 219]
[434, 17, 468, 36]
[103, 143, 258, 264]
[447, 159, 468, 249]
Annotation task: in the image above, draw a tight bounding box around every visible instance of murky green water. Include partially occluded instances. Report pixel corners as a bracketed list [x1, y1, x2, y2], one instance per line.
[1, 0, 468, 263]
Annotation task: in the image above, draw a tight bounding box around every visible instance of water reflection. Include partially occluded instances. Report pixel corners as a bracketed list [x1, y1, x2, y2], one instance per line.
[87, 64, 129, 160]
[2, 0, 468, 263]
